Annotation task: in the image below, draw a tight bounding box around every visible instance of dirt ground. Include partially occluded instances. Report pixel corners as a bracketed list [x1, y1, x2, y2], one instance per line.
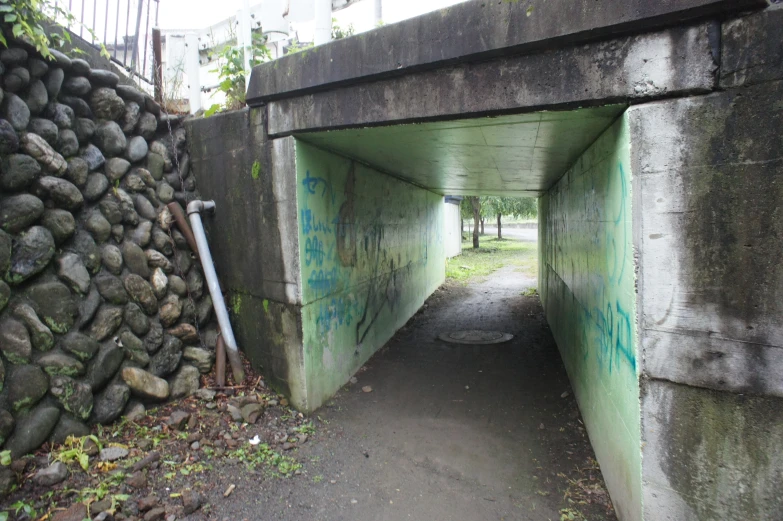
[1, 266, 616, 521]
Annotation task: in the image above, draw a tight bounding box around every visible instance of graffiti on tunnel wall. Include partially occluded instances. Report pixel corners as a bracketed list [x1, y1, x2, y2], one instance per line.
[295, 141, 445, 388]
[591, 163, 636, 374]
[544, 139, 637, 376]
[539, 114, 641, 521]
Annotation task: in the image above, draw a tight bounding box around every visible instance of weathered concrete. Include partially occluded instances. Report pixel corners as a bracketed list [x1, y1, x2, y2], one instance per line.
[247, 0, 763, 103]
[720, 7, 783, 89]
[629, 80, 783, 397]
[186, 109, 300, 306]
[628, 77, 783, 520]
[186, 111, 305, 400]
[539, 115, 639, 521]
[268, 23, 717, 135]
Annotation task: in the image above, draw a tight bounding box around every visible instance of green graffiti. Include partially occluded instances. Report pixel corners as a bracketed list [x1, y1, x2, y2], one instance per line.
[252, 160, 261, 180]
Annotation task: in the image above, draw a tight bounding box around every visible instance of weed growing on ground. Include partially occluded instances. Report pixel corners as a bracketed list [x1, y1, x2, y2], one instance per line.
[446, 237, 537, 283]
[227, 444, 302, 477]
[54, 435, 102, 471]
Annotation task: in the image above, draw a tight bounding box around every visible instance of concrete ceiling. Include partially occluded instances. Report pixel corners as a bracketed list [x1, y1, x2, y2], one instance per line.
[296, 105, 625, 196]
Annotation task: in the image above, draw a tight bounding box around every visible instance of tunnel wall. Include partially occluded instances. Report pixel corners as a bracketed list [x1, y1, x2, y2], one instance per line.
[294, 141, 445, 410]
[539, 115, 641, 521]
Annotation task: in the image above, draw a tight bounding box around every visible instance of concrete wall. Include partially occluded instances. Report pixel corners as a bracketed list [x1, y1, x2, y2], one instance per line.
[444, 201, 462, 259]
[628, 9, 783, 517]
[186, 111, 307, 404]
[295, 141, 445, 410]
[539, 115, 640, 521]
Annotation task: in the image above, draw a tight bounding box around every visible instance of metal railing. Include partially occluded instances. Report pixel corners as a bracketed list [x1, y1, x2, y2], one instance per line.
[55, 0, 160, 86]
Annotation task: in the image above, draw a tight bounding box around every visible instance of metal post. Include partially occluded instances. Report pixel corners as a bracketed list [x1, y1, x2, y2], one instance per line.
[314, 0, 332, 46]
[152, 27, 162, 102]
[241, 0, 252, 93]
[130, 0, 145, 75]
[103, 0, 109, 45]
[185, 33, 202, 114]
[186, 200, 245, 385]
[374, 0, 382, 25]
[80, 0, 85, 37]
[123, 0, 131, 64]
[142, 0, 151, 77]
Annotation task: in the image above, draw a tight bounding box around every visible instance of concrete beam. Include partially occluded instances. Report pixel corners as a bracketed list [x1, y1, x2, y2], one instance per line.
[721, 7, 783, 88]
[247, 0, 765, 104]
[267, 23, 718, 136]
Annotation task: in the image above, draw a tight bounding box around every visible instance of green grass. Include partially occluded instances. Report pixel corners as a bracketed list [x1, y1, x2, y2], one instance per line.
[446, 236, 538, 283]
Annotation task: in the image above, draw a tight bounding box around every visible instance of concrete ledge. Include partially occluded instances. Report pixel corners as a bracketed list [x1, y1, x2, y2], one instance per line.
[247, 0, 764, 104]
[267, 23, 717, 135]
[643, 329, 783, 397]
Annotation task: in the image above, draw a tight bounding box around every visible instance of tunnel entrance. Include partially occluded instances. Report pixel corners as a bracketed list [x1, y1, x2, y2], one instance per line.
[289, 104, 637, 521]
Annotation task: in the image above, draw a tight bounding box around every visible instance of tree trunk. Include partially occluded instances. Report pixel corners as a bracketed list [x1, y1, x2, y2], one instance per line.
[470, 197, 480, 249]
[497, 213, 502, 239]
[480, 218, 485, 235]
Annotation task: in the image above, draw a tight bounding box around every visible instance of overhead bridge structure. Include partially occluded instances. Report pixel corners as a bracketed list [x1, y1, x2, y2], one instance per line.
[185, 1, 783, 519]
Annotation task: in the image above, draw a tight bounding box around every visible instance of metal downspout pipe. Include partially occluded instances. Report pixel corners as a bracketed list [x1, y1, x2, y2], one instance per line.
[186, 200, 245, 384]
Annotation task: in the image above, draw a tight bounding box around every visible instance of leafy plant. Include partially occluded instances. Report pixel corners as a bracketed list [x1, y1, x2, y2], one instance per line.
[8, 500, 36, 520]
[294, 422, 316, 435]
[227, 443, 301, 477]
[0, 450, 10, 466]
[330, 18, 354, 40]
[54, 434, 102, 471]
[286, 37, 313, 55]
[205, 31, 270, 116]
[0, 0, 109, 60]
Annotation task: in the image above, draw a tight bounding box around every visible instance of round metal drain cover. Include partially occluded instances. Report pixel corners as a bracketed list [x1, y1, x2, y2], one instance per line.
[438, 330, 513, 345]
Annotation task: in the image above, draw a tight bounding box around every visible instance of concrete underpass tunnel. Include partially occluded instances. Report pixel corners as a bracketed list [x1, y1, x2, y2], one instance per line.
[186, 4, 783, 520]
[288, 103, 638, 515]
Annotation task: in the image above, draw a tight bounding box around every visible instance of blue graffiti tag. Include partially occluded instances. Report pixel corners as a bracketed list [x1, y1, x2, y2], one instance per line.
[307, 268, 339, 299]
[301, 208, 334, 235]
[315, 297, 361, 334]
[305, 236, 326, 267]
[302, 170, 335, 203]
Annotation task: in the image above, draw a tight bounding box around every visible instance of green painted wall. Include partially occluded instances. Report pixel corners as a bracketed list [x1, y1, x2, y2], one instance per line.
[295, 141, 446, 410]
[539, 114, 641, 521]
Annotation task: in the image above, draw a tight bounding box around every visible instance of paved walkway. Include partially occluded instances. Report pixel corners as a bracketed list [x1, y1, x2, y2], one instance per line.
[264, 266, 616, 521]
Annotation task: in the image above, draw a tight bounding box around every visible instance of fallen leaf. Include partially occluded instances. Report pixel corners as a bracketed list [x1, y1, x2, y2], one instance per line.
[362, 386, 373, 393]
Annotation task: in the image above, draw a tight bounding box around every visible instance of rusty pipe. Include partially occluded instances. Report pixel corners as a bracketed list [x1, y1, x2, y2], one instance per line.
[167, 202, 200, 257]
[215, 334, 226, 388]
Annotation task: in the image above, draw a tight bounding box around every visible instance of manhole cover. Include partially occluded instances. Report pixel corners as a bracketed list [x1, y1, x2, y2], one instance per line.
[438, 330, 513, 345]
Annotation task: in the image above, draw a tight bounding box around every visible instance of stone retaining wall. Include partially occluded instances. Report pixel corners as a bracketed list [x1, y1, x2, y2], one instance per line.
[0, 39, 217, 458]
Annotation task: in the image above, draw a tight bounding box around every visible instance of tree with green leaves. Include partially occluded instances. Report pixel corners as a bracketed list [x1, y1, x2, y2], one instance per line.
[482, 196, 537, 239]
